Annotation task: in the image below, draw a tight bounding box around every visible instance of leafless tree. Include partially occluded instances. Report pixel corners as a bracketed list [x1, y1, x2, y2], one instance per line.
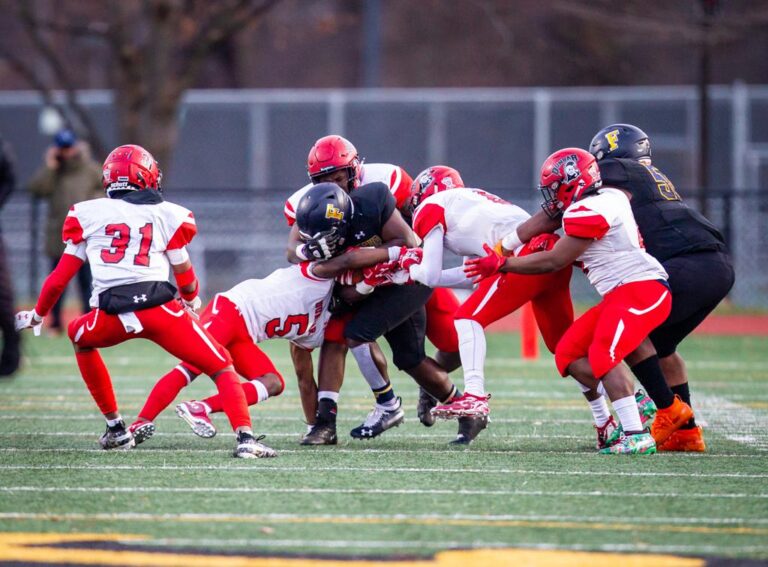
[0, 0, 278, 164]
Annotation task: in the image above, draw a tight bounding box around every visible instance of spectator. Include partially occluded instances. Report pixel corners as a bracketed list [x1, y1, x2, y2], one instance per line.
[0, 135, 20, 376]
[28, 129, 102, 334]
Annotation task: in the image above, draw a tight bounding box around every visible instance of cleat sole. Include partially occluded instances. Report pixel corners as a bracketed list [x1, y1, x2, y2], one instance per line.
[130, 422, 155, 445]
[176, 405, 216, 439]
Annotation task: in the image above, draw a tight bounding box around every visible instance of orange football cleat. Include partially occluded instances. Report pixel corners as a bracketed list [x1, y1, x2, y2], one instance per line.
[650, 395, 694, 446]
[659, 426, 706, 452]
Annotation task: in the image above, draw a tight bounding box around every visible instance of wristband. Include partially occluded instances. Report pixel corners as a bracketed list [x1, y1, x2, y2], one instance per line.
[501, 229, 522, 252]
[179, 280, 199, 302]
[295, 244, 309, 261]
[354, 281, 375, 295]
[174, 266, 197, 288]
[387, 246, 401, 262]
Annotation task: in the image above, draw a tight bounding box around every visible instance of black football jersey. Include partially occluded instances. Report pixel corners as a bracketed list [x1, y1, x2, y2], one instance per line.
[598, 158, 726, 262]
[346, 182, 397, 248]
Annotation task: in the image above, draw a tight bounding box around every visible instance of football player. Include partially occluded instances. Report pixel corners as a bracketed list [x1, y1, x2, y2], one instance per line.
[14, 145, 265, 458]
[466, 148, 688, 454]
[294, 180, 466, 443]
[588, 124, 734, 451]
[409, 167, 574, 439]
[129, 194, 412, 450]
[284, 135, 463, 444]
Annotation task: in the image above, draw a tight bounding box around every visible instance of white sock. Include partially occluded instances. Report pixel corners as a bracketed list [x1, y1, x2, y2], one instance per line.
[455, 319, 486, 396]
[596, 382, 607, 397]
[587, 397, 611, 427]
[318, 391, 339, 403]
[613, 395, 643, 434]
[106, 416, 123, 428]
[251, 380, 269, 403]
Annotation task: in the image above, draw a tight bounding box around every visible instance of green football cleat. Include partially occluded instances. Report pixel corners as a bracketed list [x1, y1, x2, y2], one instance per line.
[599, 431, 656, 455]
[636, 389, 657, 425]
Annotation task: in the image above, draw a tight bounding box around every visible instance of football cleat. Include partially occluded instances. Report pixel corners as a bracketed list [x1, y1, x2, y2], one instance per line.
[98, 421, 135, 451]
[451, 415, 488, 445]
[658, 426, 706, 452]
[300, 421, 338, 445]
[234, 432, 276, 459]
[128, 420, 155, 446]
[650, 395, 694, 446]
[595, 416, 620, 450]
[599, 431, 656, 455]
[636, 389, 657, 425]
[350, 397, 404, 440]
[431, 392, 490, 419]
[417, 387, 437, 427]
[175, 401, 217, 439]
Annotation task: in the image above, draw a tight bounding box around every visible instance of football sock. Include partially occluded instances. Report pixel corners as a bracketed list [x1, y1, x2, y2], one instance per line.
[612, 395, 643, 434]
[138, 366, 189, 421]
[630, 355, 674, 409]
[455, 319, 486, 396]
[440, 384, 460, 404]
[202, 380, 269, 413]
[671, 382, 697, 429]
[318, 390, 339, 403]
[317, 397, 338, 424]
[213, 370, 252, 431]
[350, 343, 397, 405]
[106, 416, 124, 428]
[75, 349, 118, 416]
[587, 396, 611, 427]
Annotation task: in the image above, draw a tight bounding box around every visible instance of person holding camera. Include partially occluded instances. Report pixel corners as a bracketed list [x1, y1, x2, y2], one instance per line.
[28, 129, 102, 334]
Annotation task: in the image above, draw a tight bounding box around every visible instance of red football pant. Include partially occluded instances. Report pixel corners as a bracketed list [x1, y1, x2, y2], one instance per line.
[425, 288, 460, 353]
[454, 266, 574, 353]
[138, 295, 284, 422]
[68, 300, 251, 430]
[555, 280, 672, 380]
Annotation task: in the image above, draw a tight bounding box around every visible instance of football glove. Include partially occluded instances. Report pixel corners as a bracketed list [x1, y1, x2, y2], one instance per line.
[182, 295, 202, 316]
[15, 309, 43, 336]
[463, 244, 506, 283]
[301, 228, 342, 261]
[396, 246, 423, 271]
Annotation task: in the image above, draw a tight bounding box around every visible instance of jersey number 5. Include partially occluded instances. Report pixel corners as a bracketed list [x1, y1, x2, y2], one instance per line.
[265, 314, 309, 338]
[101, 223, 154, 266]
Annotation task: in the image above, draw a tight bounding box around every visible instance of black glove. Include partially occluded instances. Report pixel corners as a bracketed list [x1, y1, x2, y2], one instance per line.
[302, 228, 342, 261]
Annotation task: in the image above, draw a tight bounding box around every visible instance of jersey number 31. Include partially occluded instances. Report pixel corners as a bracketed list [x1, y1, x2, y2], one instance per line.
[101, 223, 154, 266]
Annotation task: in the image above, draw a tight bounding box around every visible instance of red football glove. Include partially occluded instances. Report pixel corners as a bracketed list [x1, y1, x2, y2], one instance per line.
[396, 246, 423, 271]
[463, 243, 506, 283]
[362, 261, 399, 287]
[519, 233, 559, 257]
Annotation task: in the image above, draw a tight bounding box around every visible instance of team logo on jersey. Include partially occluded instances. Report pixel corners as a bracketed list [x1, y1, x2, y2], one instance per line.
[325, 204, 345, 221]
[604, 129, 620, 152]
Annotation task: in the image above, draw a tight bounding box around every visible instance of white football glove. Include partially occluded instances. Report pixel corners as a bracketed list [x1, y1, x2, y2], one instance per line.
[15, 309, 43, 336]
[182, 296, 202, 315]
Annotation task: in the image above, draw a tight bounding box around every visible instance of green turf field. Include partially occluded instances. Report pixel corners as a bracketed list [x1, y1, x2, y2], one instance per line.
[0, 332, 766, 564]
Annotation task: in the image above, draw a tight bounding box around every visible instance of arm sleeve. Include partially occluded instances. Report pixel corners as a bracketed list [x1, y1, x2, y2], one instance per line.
[409, 227, 445, 287]
[167, 212, 197, 250]
[562, 206, 611, 240]
[412, 203, 447, 239]
[437, 266, 475, 289]
[34, 254, 86, 317]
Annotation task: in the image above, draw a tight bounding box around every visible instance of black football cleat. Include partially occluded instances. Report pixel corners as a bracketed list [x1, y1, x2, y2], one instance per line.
[450, 415, 488, 445]
[350, 397, 404, 440]
[99, 421, 135, 450]
[235, 432, 277, 458]
[300, 421, 338, 445]
[416, 387, 437, 427]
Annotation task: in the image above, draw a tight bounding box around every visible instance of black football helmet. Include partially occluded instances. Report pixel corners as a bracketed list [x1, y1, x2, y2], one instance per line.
[295, 182, 352, 250]
[589, 124, 651, 161]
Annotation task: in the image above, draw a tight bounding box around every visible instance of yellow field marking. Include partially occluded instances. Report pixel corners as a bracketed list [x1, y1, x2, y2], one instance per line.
[0, 533, 704, 566]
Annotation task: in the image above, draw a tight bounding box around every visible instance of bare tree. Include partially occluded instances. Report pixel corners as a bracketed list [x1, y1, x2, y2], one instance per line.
[0, 0, 278, 164]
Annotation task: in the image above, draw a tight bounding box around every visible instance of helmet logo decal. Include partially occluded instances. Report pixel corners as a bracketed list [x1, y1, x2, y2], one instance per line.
[552, 154, 581, 183]
[604, 129, 620, 152]
[325, 203, 345, 221]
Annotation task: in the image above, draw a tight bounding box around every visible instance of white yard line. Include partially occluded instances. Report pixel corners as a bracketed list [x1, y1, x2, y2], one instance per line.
[698, 394, 768, 449]
[0, 511, 764, 525]
[1, 485, 764, 499]
[0, 464, 765, 479]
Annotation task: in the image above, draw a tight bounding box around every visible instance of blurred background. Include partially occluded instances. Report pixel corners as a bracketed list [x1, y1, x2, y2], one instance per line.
[0, 0, 766, 307]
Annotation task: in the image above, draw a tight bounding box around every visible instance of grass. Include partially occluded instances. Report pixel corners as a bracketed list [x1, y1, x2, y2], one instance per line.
[0, 332, 766, 563]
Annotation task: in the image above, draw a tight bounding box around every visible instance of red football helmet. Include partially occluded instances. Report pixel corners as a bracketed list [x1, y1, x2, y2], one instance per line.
[307, 135, 362, 191]
[102, 144, 162, 197]
[408, 165, 464, 213]
[538, 148, 601, 218]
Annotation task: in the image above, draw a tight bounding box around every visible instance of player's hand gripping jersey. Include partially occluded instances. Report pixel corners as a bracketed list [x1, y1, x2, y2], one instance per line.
[284, 163, 412, 226]
[562, 187, 667, 296]
[62, 192, 196, 309]
[219, 263, 334, 350]
[412, 188, 530, 257]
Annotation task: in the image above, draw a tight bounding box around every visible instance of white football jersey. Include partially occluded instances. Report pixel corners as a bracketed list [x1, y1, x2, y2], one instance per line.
[562, 187, 667, 296]
[283, 163, 412, 226]
[220, 263, 334, 349]
[62, 197, 196, 307]
[412, 188, 530, 257]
